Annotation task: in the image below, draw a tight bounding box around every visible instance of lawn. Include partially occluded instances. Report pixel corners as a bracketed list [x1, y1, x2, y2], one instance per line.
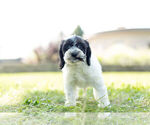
[0, 72, 150, 113]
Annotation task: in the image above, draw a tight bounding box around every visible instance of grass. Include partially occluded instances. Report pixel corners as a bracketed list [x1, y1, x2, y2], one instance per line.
[0, 72, 150, 114]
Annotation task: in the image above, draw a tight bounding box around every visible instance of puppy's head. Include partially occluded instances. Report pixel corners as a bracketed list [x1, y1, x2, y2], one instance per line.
[59, 36, 91, 69]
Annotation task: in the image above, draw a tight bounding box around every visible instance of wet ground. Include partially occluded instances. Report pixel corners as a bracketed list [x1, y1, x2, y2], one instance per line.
[0, 112, 150, 125]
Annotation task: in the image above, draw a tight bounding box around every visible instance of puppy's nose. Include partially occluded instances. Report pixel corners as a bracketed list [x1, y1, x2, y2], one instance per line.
[71, 52, 78, 57]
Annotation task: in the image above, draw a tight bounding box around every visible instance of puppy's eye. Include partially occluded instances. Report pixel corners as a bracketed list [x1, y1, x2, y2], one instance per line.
[66, 44, 72, 50]
[76, 44, 85, 53]
[63, 44, 72, 52]
[76, 44, 83, 49]
[67, 44, 72, 48]
[76, 44, 80, 48]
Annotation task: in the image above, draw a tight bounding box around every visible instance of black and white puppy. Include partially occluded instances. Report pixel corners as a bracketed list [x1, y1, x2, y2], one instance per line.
[59, 35, 110, 107]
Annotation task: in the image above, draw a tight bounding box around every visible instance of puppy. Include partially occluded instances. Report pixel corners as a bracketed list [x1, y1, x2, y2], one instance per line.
[59, 35, 110, 108]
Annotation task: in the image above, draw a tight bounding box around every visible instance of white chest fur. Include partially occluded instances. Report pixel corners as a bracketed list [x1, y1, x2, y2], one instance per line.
[62, 55, 103, 88]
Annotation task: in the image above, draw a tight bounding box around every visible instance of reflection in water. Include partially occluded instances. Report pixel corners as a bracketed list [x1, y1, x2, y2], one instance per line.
[0, 112, 150, 125]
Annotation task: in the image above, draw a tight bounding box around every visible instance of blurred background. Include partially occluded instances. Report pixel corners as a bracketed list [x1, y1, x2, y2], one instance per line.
[0, 0, 150, 72]
[1, 0, 150, 119]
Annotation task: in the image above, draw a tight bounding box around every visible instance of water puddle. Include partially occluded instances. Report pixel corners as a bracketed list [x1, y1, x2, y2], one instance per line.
[0, 112, 150, 125]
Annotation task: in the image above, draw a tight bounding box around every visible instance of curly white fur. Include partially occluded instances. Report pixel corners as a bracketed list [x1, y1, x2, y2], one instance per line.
[62, 54, 110, 108]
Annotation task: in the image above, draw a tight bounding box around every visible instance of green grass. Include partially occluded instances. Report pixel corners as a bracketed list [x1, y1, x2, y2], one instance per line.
[0, 72, 150, 114]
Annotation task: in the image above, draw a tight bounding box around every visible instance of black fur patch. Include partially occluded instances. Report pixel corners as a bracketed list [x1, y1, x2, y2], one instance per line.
[84, 40, 91, 66]
[59, 36, 91, 69]
[59, 40, 65, 69]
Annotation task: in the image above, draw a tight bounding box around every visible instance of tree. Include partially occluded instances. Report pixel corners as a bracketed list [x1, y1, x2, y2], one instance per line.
[33, 46, 45, 63]
[72, 25, 84, 37]
[32, 32, 65, 64]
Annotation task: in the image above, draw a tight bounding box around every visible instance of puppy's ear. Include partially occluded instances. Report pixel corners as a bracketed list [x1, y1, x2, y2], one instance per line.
[85, 40, 91, 66]
[59, 40, 65, 69]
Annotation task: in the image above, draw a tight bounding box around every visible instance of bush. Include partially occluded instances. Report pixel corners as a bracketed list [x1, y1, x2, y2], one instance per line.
[98, 45, 150, 66]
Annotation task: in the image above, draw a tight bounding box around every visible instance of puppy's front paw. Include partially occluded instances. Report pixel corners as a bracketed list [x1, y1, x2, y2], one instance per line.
[98, 101, 110, 108]
[98, 103, 108, 108]
[97, 97, 110, 108]
[65, 102, 76, 107]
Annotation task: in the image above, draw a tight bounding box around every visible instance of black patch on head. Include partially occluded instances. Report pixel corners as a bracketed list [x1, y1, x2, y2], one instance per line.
[62, 39, 74, 54]
[59, 36, 92, 68]
[75, 41, 86, 54]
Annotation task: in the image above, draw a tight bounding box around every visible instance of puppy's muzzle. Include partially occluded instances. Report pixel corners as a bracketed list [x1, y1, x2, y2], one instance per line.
[71, 52, 84, 61]
[71, 51, 79, 57]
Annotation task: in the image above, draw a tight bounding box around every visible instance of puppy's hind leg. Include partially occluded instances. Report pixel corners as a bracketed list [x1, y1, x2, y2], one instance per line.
[93, 84, 110, 108]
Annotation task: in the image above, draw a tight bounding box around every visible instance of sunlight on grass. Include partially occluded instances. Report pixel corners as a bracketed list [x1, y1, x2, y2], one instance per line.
[104, 72, 150, 87]
[0, 72, 150, 112]
[0, 72, 63, 105]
